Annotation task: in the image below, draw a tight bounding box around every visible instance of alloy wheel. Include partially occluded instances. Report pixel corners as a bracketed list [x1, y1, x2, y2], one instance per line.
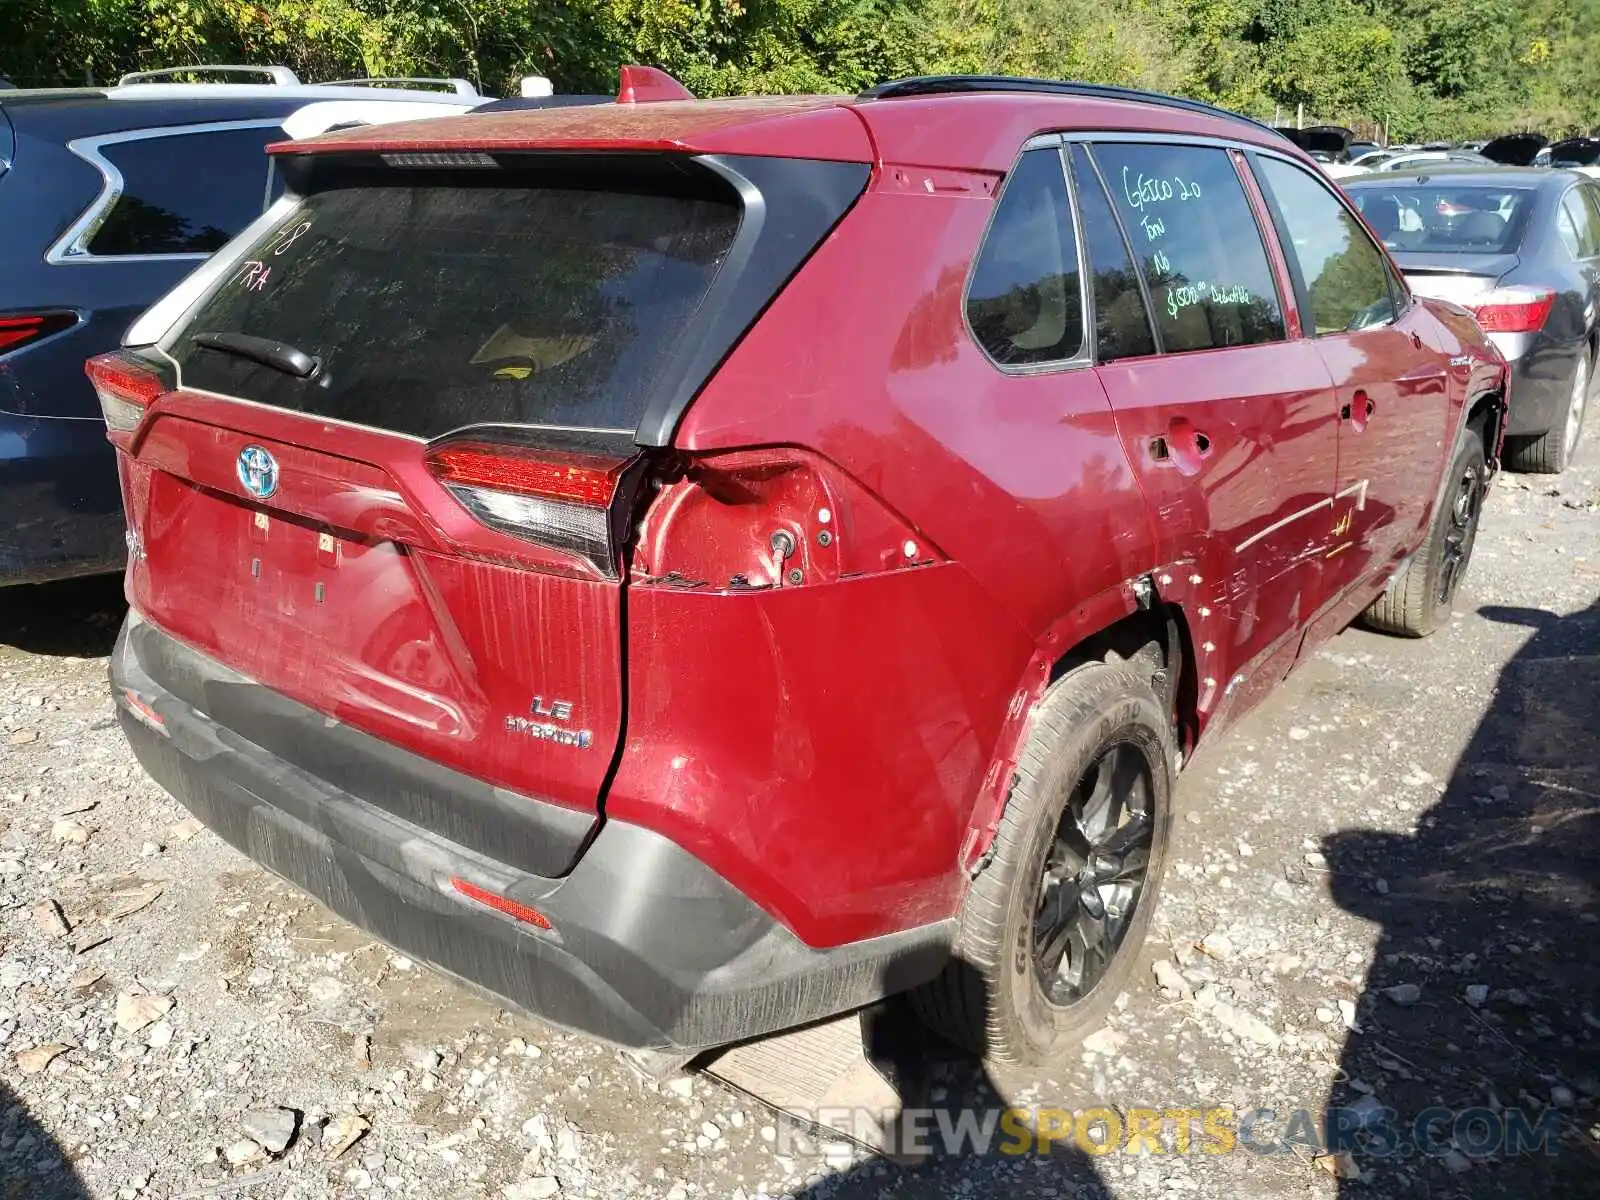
[1564, 354, 1590, 460]
[1031, 741, 1155, 1006]
[1438, 459, 1485, 605]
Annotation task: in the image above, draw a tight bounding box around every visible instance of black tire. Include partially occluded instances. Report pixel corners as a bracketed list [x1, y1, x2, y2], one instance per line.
[910, 661, 1174, 1066]
[1362, 428, 1487, 638]
[1503, 349, 1588, 475]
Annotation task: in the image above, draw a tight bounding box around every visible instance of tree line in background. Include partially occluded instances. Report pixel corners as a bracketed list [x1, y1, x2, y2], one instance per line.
[5, 0, 1599, 140]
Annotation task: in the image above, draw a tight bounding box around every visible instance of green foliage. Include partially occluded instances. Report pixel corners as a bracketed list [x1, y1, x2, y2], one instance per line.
[3, 0, 1596, 139]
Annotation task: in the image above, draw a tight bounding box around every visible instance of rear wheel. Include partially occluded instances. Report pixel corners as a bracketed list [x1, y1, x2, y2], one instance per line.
[1362, 428, 1486, 637]
[1504, 349, 1588, 474]
[910, 662, 1174, 1066]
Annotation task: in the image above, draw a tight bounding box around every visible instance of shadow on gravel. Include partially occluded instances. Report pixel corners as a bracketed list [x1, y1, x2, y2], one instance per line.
[0, 1078, 91, 1197]
[788, 989, 1112, 1199]
[0, 574, 125, 658]
[1323, 600, 1600, 1197]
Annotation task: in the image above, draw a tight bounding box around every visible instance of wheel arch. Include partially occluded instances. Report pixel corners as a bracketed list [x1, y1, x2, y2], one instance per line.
[959, 578, 1201, 875]
[1464, 385, 1507, 468]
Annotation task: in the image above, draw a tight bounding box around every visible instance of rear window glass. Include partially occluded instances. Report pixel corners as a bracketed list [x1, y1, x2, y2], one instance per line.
[1348, 185, 1533, 254]
[1089, 143, 1285, 353]
[170, 175, 742, 438]
[88, 128, 275, 255]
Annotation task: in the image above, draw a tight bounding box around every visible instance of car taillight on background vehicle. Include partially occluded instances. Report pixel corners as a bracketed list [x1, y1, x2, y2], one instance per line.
[1468, 286, 1556, 334]
[85, 351, 166, 439]
[0, 311, 78, 355]
[424, 437, 640, 577]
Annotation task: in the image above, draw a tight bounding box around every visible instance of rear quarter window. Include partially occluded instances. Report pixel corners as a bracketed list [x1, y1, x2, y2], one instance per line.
[965, 148, 1084, 367]
[87, 126, 277, 256]
[1087, 143, 1285, 353]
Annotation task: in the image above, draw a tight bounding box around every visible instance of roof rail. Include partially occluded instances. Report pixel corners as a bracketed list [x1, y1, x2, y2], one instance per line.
[860, 75, 1273, 134]
[322, 76, 480, 97]
[118, 64, 300, 87]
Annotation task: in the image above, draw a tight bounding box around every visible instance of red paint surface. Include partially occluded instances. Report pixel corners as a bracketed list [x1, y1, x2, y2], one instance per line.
[121, 404, 624, 817]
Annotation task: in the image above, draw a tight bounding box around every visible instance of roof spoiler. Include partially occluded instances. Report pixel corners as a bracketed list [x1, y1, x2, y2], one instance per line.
[617, 65, 694, 104]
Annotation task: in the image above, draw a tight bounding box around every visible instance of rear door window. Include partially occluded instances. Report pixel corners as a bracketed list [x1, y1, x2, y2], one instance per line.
[1087, 142, 1285, 353]
[1559, 189, 1599, 259]
[87, 127, 276, 256]
[1255, 157, 1398, 334]
[965, 148, 1084, 367]
[169, 167, 744, 438]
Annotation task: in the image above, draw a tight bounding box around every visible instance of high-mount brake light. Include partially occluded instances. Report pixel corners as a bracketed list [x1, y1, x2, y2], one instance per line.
[85, 351, 165, 435]
[1468, 286, 1556, 334]
[381, 151, 498, 169]
[424, 439, 635, 574]
[0, 312, 77, 355]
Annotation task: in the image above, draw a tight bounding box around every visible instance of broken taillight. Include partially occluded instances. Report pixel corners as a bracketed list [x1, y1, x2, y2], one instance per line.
[86, 351, 166, 439]
[424, 436, 639, 576]
[633, 448, 942, 591]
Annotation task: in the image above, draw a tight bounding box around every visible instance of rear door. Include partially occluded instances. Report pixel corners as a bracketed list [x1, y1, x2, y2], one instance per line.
[1251, 155, 1452, 627]
[1078, 141, 1340, 731]
[1567, 184, 1600, 336]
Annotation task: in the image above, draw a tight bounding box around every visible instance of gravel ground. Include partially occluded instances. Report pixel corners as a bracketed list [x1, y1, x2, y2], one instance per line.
[2, 435, 1597, 1200]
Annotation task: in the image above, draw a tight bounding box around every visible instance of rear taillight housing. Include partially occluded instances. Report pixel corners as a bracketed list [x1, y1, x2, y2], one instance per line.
[424, 436, 640, 577]
[0, 311, 78, 355]
[1468, 286, 1556, 334]
[634, 448, 944, 592]
[86, 351, 166, 438]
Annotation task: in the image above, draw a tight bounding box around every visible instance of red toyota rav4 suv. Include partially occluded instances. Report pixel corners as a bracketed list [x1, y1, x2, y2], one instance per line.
[94, 72, 1507, 1070]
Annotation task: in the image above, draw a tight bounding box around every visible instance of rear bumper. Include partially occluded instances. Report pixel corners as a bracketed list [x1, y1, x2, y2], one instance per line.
[1503, 337, 1583, 437]
[0, 411, 125, 585]
[111, 617, 951, 1053]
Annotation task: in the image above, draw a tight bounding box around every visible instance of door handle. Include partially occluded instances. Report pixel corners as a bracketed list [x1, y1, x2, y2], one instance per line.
[1341, 391, 1376, 432]
[1148, 419, 1214, 475]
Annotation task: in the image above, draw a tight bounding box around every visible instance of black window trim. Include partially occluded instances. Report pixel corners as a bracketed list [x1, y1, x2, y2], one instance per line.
[47, 118, 284, 266]
[1244, 148, 1409, 337]
[962, 140, 1094, 376]
[1067, 142, 1166, 359]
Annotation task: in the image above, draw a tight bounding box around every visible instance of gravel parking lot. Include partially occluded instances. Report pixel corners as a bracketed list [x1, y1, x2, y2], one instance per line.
[3, 437, 1597, 1200]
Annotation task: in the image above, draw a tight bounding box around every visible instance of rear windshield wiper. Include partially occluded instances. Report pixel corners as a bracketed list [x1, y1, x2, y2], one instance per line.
[190, 331, 319, 379]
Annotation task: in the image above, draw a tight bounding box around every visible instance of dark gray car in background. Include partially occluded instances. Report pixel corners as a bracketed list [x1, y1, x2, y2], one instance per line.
[1345, 166, 1598, 472]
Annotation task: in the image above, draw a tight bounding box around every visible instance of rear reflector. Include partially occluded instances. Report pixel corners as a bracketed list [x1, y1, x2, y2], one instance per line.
[0, 311, 77, 355]
[450, 877, 553, 929]
[86, 351, 165, 435]
[425, 439, 635, 573]
[1469, 286, 1556, 334]
[120, 688, 169, 735]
